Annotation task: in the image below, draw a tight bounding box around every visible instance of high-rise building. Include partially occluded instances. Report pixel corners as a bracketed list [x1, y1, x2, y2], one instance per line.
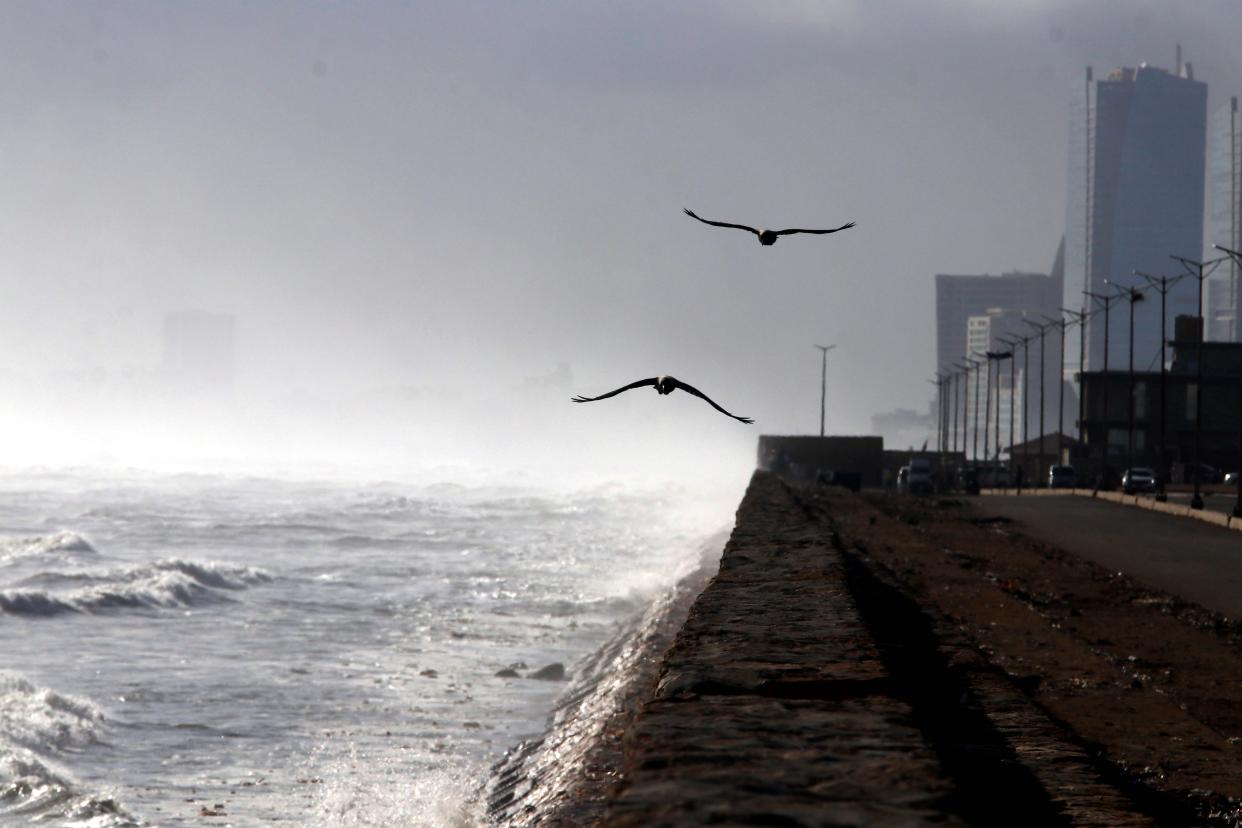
[935, 267, 1062, 454]
[1065, 61, 1207, 372]
[964, 309, 1026, 458]
[934, 269, 1062, 378]
[1207, 96, 1240, 342]
[162, 310, 236, 390]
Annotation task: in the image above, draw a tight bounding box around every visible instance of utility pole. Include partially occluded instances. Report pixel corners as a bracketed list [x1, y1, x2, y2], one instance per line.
[1136, 270, 1188, 501]
[814, 344, 836, 438]
[1172, 255, 1225, 510]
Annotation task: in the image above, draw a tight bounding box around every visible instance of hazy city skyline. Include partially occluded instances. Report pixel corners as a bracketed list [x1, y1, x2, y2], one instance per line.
[4, 1, 1242, 474]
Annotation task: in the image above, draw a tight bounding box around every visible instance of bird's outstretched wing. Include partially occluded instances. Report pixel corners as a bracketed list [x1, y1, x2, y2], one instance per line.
[773, 221, 856, 236]
[670, 378, 753, 424]
[683, 208, 759, 236]
[571, 377, 658, 403]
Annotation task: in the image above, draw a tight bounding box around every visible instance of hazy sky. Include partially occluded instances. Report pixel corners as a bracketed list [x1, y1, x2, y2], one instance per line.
[3, 1, 1241, 472]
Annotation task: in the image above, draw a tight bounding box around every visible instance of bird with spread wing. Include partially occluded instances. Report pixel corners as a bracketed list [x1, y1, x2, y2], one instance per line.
[571, 375, 753, 424]
[683, 208, 854, 246]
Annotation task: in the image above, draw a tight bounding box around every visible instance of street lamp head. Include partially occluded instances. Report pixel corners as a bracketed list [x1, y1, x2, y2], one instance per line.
[1215, 243, 1242, 261]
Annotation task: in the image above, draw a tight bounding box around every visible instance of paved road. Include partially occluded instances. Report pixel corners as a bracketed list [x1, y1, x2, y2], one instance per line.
[974, 495, 1242, 619]
[1164, 491, 1240, 516]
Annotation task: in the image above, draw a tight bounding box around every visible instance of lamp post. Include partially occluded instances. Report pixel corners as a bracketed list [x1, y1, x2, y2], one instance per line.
[986, 351, 1014, 477]
[1109, 282, 1146, 477]
[955, 360, 974, 473]
[970, 353, 987, 463]
[950, 369, 959, 456]
[1021, 318, 1053, 485]
[1000, 335, 1026, 488]
[814, 344, 836, 438]
[1061, 307, 1091, 446]
[1212, 243, 1242, 518]
[1136, 269, 1189, 501]
[1043, 314, 1069, 469]
[1171, 255, 1226, 510]
[978, 350, 994, 472]
[927, 374, 946, 457]
[956, 361, 971, 463]
[1085, 290, 1122, 488]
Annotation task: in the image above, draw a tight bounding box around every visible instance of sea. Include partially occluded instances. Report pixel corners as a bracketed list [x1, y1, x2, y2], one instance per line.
[0, 466, 734, 827]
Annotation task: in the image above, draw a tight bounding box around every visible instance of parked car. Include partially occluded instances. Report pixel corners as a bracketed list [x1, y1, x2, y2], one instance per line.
[1047, 465, 1077, 489]
[1192, 464, 1222, 484]
[977, 464, 1010, 488]
[1122, 467, 1158, 494]
[907, 458, 934, 494]
[956, 466, 981, 495]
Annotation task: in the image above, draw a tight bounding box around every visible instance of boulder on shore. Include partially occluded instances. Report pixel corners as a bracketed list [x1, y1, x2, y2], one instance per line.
[528, 662, 566, 681]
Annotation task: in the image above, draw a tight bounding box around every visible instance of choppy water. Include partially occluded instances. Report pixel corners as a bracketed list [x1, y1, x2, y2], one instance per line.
[0, 468, 729, 826]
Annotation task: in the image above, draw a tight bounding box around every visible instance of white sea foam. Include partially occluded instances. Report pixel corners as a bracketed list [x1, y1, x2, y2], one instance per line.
[307, 747, 481, 828]
[0, 673, 105, 753]
[0, 558, 273, 617]
[0, 675, 138, 827]
[0, 531, 97, 564]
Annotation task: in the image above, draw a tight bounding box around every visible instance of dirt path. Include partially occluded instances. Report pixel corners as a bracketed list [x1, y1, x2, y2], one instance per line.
[819, 487, 1242, 824]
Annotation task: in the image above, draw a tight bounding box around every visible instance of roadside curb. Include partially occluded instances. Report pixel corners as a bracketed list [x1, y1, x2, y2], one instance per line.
[980, 487, 1242, 533]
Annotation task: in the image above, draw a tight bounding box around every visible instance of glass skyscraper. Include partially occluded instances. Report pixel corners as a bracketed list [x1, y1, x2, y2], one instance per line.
[1065, 63, 1207, 373]
[1207, 96, 1240, 342]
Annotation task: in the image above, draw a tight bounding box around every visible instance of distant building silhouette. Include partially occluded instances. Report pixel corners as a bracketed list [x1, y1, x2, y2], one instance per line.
[162, 310, 235, 390]
[1208, 96, 1240, 342]
[934, 268, 1061, 378]
[1066, 61, 1207, 372]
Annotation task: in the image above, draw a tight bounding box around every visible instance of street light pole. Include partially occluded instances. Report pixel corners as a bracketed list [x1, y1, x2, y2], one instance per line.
[956, 361, 972, 464]
[814, 344, 836, 438]
[1172, 255, 1226, 510]
[986, 351, 1014, 474]
[950, 370, 959, 456]
[1212, 244, 1242, 518]
[970, 354, 985, 463]
[1136, 269, 1189, 501]
[1043, 314, 1069, 469]
[1111, 284, 1146, 477]
[980, 351, 993, 471]
[1085, 290, 1121, 488]
[1021, 319, 1052, 484]
[1000, 335, 1025, 488]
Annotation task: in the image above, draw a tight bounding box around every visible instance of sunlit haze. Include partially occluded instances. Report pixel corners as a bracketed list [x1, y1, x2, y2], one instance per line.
[3, 1, 1238, 480]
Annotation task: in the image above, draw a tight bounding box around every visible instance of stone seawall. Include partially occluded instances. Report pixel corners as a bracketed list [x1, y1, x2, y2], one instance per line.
[595, 472, 1162, 827]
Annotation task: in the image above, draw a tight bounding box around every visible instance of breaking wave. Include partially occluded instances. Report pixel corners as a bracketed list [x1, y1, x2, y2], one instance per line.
[0, 531, 97, 565]
[0, 674, 139, 827]
[0, 558, 273, 618]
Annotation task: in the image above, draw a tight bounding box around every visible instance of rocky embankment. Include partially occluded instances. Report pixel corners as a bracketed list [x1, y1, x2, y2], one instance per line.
[495, 471, 1242, 826]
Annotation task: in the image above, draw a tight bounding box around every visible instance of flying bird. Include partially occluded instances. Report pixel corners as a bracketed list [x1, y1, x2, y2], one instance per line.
[571, 375, 753, 424]
[683, 208, 855, 246]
